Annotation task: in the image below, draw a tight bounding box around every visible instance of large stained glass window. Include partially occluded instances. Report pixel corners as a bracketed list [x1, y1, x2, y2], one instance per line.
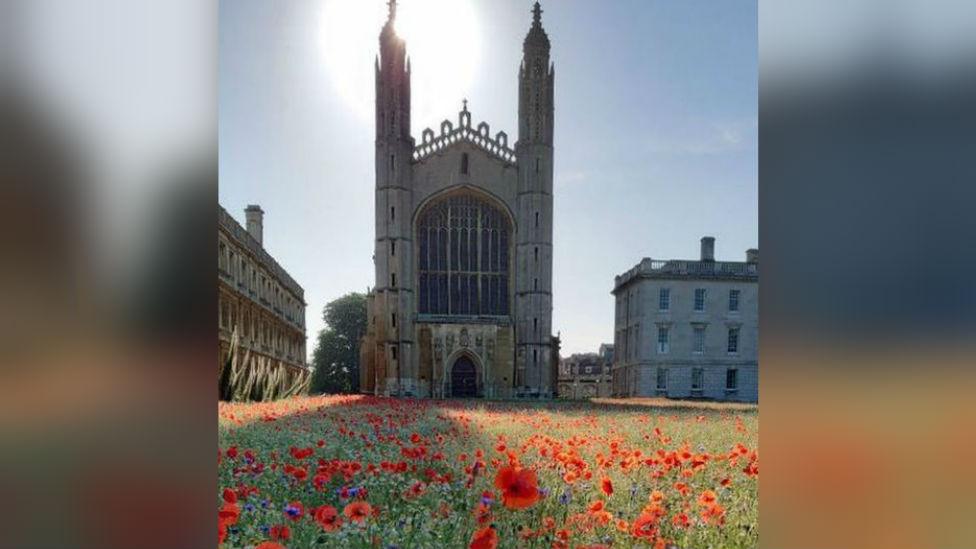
[417, 193, 510, 316]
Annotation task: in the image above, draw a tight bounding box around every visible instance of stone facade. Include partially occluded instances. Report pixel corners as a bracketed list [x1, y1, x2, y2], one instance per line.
[557, 349, 613, 399]
[218, 204, 306, 374]
[361, 2, 556, 398]
[611, 237, 758, 402]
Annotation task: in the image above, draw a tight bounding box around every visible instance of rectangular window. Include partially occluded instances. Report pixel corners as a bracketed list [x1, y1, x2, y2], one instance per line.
[657, 326, 670, 354]
[656, 367, 668, 390]
[659, 288, 670, 311]
[391, 206, 395, 221]
[729, 289, 740, 311]
[692, 368, 703, 391]
[535, 211, 539, 228]
[390, 154, 395, 171]
[726, 368, 738, 390]
[694, 288, 706, 311]
[391, 240, 396, 256]
[392, 346, 398, 361]
[693, 325, 706, 354]
[534, 278, 538, 291]
[392, 312, 397, 327]
[728, 327, 740, 354]
[391, 272, 397, 287]
[534, 247, 538, 262]
[533, 317, 538, 334]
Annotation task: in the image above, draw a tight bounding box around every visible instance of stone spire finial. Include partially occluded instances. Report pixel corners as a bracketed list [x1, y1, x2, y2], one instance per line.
[462, 98, 468, 112]
[523, 1, 550, 51]
[387, 0, 397, 21]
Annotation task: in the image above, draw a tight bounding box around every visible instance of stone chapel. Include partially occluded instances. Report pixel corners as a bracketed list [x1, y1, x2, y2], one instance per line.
[360, 1, 556, 398]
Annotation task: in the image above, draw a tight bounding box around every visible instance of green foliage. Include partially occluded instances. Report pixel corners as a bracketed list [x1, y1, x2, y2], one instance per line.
[311, 292, 367, 394]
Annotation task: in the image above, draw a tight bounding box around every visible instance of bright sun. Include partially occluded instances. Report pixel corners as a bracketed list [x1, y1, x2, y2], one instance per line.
[320, 0, 481, 131]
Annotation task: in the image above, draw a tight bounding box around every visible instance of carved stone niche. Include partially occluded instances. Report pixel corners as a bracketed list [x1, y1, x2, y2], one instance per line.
[459, 328, 470, 348]
[434, 337, 443, 360]
[445, 333, 455, 352]
[475, 333, 483, 349]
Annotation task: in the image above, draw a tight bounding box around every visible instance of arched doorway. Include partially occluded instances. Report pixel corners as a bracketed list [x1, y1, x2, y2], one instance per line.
[451, 356, 478, 397]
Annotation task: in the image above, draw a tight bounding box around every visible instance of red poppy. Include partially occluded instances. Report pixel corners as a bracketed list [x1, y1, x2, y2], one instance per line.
[697, 490, 718, 507]
[406, 481, 426, 498]
[218, 502, 240, 527]
[222, 488, 237, 504]
[343, 501, 373, 523]
[701, 502, 726, 525]
[314, 505, 342, 531]
[600, 476, 613, 497]
[672, 513, 691, 528]
[493, 465, 540, 509]
[631, 511, 659, 540]
[469, 525, 499, 549]
[270, 524, 291, 540]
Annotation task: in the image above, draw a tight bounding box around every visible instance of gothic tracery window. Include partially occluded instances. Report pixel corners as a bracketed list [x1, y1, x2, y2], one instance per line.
[417, 193, 510, 316]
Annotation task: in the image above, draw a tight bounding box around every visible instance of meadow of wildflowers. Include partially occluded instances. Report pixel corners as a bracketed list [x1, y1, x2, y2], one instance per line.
[218, 395, 758, 549]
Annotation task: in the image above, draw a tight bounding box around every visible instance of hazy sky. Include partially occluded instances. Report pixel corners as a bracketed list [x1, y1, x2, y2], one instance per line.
[219, 0, 757, 357]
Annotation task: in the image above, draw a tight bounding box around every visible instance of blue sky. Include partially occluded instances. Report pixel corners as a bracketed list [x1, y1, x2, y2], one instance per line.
[219, 0, 757, 356]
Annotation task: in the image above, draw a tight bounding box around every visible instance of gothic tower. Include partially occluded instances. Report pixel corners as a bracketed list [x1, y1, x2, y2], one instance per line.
[362, 1, 556, 398]
[515, 2, 555, 393]
[373, 0, 415, 395]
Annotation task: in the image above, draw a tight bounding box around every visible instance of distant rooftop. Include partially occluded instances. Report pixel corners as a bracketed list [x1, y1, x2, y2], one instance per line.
[613, 237, 758, 294]
[218, 205, 304, 301]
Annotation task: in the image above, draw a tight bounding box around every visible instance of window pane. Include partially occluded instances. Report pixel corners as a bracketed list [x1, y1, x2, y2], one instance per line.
[479, 274, 489, 313]
[417, 193, 511, 317]
[458, 228, 468, 271]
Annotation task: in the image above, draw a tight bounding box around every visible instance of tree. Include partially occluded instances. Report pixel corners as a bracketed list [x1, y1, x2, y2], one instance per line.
[311, 292, 367, 394]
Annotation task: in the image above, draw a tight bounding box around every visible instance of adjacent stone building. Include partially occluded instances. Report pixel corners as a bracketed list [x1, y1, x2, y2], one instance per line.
[360, 2, 557, 398]
[611, 237, 758, 402]
[557, 349, 613, 399]
[218, 204, 307, 374]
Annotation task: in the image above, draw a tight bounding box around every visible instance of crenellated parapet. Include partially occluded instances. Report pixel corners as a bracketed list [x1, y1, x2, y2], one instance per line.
[413, 100, 517, 165]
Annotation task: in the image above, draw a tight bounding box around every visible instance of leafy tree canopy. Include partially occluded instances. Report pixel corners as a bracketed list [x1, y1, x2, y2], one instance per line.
[310, 292, 367, 394]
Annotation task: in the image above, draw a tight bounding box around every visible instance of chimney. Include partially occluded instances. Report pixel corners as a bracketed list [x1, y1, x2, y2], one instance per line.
[245, 205, 264, 246]
[700, 236, 715, 262]
[746, 248, 759, 264]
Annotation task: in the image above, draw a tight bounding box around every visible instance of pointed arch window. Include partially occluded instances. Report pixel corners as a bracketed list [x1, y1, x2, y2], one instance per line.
[417, 192, 511, 316]
[460, 153, 469, 175]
